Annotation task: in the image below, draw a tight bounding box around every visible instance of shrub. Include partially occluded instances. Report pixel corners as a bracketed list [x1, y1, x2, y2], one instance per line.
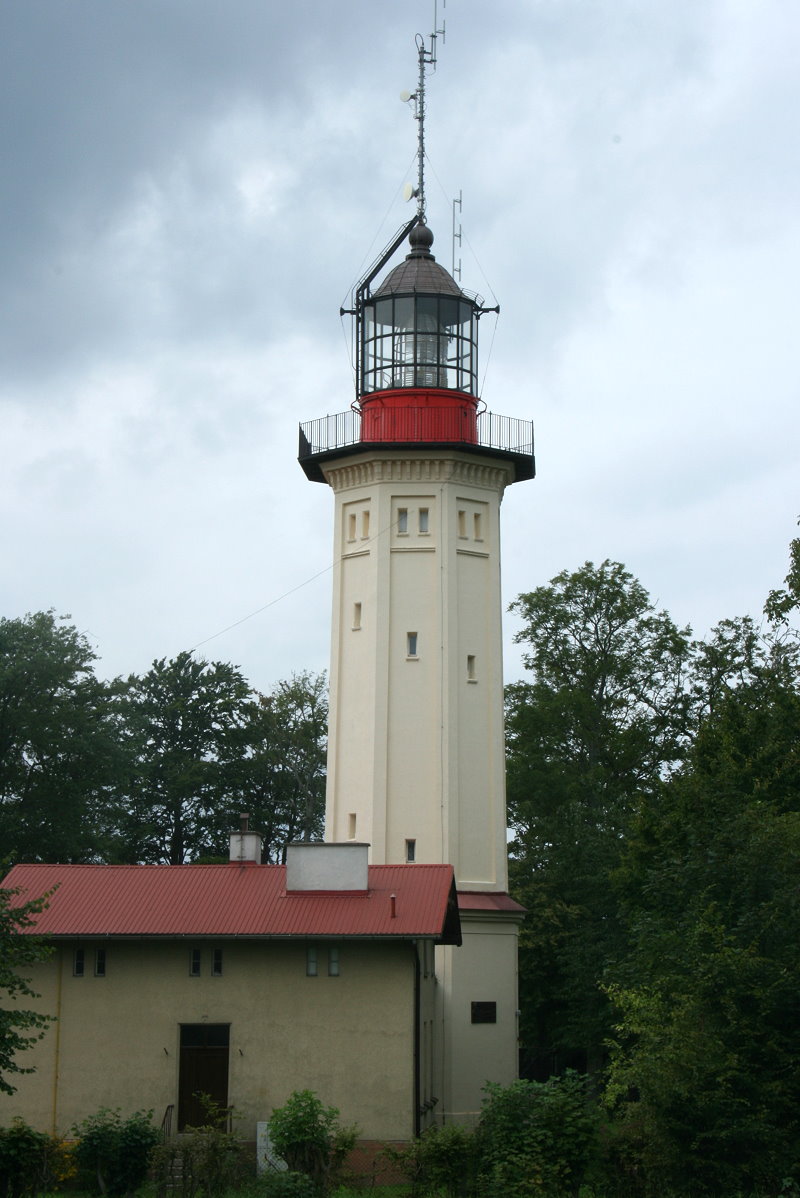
[383, 1123, 478, 1197]
[150, 1097, 246, 1198]
[0, 1119, 51, 1198]
[250, 1172, 318, 1198]
[477, 1074, 598, 1198]
[268, 1091, 357, 1195]
[73, 1108, 159, 1196]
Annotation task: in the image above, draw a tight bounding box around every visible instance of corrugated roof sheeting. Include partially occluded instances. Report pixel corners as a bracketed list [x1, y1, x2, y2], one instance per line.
[3, 862, 459, 941]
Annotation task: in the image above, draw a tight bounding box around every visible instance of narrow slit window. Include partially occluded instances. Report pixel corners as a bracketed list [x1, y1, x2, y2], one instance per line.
[347, 512, 357, 541]
[306, 946, 318, 977]
[73, 948, 85, 978]
[406, 839, 416, 863]
[467, 654, 477, 681]
[473, 512, 483, 540]
[94, 949, 106, 977]
[190, 948, 201, 977]
[352, 602, 362, 630]
[418, 507, 429, 534]
[211, 949, 223, 977]
[397, 507, 408, 534]
[328, 946, 340, 977]
[348, 813, 357, 839]
[458, 510, 467, 538]
[361, 511, 370, 538]
[407, 632, 418, 658]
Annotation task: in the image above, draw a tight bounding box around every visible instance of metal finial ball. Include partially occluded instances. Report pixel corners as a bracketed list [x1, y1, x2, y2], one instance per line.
[408, 223, 434, 256]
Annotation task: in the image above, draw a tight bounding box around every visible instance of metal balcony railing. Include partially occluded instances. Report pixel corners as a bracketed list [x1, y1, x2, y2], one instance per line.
[298, 408, 534, 461]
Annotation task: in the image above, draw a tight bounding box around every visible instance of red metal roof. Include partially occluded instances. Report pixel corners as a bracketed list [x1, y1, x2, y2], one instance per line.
[2, 862, 460, 943]
[457, 891, 526, 915]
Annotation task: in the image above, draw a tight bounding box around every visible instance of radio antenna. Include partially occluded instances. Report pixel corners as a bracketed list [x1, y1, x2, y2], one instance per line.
[452, 190, 462, 280]
[400, 2, 446, 224]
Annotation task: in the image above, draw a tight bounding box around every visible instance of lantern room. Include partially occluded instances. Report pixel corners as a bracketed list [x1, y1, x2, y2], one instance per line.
[361, 223, 478, 396]
[358, 222, 481, 445]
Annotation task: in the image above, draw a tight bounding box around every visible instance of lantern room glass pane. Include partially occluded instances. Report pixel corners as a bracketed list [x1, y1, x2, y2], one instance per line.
[360, 292, 478, 395]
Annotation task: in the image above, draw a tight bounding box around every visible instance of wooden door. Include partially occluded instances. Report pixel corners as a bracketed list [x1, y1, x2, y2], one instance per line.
[178, 1024, 230, 1131]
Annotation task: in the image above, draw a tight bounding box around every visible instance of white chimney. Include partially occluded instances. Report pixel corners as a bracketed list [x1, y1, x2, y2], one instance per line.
[229, 814, 262, 864]
[285, 842, 369, 891]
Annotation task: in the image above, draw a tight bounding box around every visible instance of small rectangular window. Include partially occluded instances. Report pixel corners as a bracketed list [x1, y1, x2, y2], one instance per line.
[190, 948, 202, 977]
[407, 632, 418, 658]
[397, 507, 408, 534]
[405, 839, 416, 863]
[211, 949, 223, 977]
[347, 512, 357, 541]
[328, 946, 340, 977]
[418, 507, 429, 534]
[306, 946, 318, 977]
[348, 813, 357, 839]
[467, 654, 477, 681]
[473, 512, 483, 540]
[73, 949, 85, 978]
[471, 1001, 497, 1024]
[94, 948, 106, 977]
[352, 602, 362, 630]
[361, 511, 370, 539]
[458, 510, 467, 538]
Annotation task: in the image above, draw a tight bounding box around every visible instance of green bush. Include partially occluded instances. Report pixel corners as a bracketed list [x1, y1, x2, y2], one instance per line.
[250, 1171, 318, 1198]
[151, 1098, 246, 1198]
[0, 1119, 51, 1198]
[268, 1091, 357, 1195]
[477, 1074, 598, 1198]
[383, 1123, 477, 1197]
[73, 1108, 159, 1196]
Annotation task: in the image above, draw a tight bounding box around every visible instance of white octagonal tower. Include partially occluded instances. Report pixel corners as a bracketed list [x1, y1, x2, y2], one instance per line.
[299, 211, 534, 1124]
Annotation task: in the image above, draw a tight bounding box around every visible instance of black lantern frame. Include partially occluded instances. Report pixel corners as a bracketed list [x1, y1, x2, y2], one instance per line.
[361, 292, 479, 395]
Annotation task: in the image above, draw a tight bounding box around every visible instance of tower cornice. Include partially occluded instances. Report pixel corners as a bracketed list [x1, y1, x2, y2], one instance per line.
[323, 453, 514, 494]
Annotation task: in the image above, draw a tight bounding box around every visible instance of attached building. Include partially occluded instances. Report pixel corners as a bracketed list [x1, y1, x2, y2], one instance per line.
[2, 840, 461, 1147]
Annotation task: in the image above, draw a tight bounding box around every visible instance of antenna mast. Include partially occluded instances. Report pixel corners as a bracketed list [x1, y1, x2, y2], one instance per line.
[405, 2, 445, 223]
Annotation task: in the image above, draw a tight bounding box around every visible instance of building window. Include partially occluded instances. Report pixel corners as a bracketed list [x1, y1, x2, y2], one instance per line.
[467, 654, 477, 682]
[352, 602, 362, 630]
[347, 512, 357, 541]
[361, 511, 370, 539]
[397, 507, 408, 534]
[306, 946, 318, 977]
[405, 839, 416, 863]
[94, 949, 106, 977]
[473, 512, 483, 540]
[471, 1001, 497, 1024]
[407, 632, 418, 658]
[418, 507, 429, 534]
[328, 946, 340, 977]
[190, 948, 202, 977]
[211, 949, 223, 977]
[73, 948, 85, 978]
[348, 813, 357, 839]
[458, 510, 467, 538]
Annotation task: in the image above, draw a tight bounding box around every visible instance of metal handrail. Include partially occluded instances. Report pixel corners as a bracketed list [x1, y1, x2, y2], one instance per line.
[298, 407, 533, 460]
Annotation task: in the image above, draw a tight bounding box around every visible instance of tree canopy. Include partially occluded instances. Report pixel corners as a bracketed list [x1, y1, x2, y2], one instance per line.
[507, 535, 800, 1194]
[0, 883, 53, 1095]
[0, 616, 327, 868]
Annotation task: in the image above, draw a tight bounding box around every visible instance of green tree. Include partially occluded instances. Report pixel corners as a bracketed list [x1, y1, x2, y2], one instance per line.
[0, 611, 119, 863]
[606, 594, 800, 1194]
[114, 652, 252, 864]
[0, 883, 53, 1095]
[233, 672, 327, 862]
[506, 561, 693, 1075]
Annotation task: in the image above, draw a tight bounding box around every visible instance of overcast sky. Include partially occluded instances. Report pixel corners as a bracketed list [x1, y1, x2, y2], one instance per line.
[2, 0, 798, 693]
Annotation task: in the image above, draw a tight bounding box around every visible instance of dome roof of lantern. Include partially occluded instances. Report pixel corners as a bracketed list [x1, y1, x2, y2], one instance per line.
[373, 222, 466, 299]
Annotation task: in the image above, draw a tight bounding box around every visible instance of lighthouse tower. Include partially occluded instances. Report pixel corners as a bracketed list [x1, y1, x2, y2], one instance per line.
[298, 36, 533, 1125]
